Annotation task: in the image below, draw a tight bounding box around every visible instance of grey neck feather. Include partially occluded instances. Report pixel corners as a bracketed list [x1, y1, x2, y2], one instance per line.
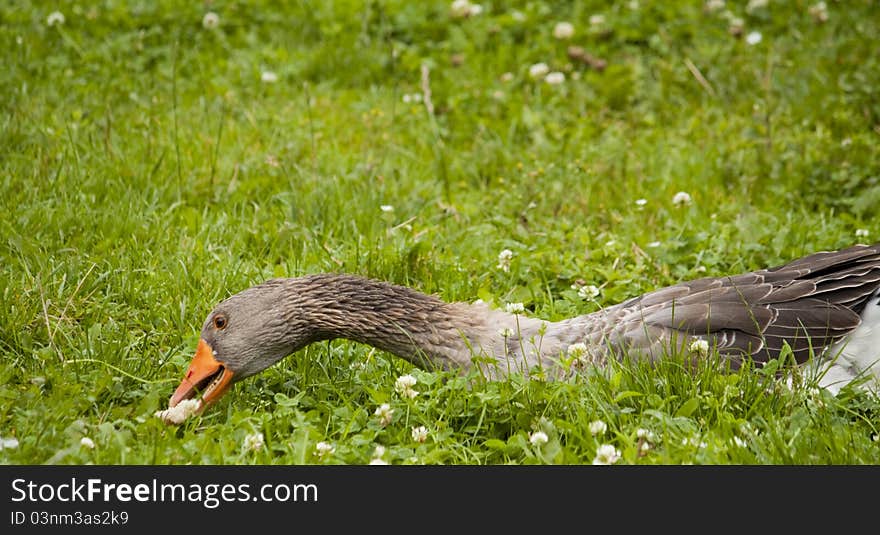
[280, 275, 589, 378]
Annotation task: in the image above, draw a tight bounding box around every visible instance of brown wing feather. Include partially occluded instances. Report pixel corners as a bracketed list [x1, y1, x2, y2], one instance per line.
[616, 242, 880, 366]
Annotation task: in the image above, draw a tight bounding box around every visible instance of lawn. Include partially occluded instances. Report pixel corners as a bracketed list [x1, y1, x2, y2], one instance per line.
[2, 0, 879, 465]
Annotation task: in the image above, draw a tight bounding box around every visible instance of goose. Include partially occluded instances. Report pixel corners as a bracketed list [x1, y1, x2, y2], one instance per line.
[166, 241, 880, 417]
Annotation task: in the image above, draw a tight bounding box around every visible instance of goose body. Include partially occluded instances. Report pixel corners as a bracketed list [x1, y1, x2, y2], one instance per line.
[169, 242, 880, 413]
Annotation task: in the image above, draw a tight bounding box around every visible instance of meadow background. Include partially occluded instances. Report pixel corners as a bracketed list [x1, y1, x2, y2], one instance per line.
[2, 0, 879, 465]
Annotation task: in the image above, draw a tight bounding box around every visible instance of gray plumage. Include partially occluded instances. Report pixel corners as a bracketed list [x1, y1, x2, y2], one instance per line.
[200, 242, 880, 393]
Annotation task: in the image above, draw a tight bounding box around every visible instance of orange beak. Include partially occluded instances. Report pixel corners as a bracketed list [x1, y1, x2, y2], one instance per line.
[169, 338, 235, 410]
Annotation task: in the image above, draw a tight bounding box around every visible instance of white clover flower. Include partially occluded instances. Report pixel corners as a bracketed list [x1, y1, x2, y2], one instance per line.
[636, 428, 657, 443]
[497, 248, 513, 272]
[368, 445, 388, 464]
[529, 431, 549, 446]
[746, 31, 762, 45]
[589, 420, 607, 436]
[553, 22, 575, 40]
[689, 339, 710, 356]
[855, 229, 870, 238]
[80, 437, 95, 449]
[809, 2, 828, 23]
[315, 441, 335, 457]
[746, 0, 768, 13]
[411, 426, 428, 443]
[498, 327, 515, 338]
[154, 398, 201, 425]
[394, 374, 419, 398]
[400, 387, 419, 399]
[705, 0, 725, 12]
[500, 72, 514, 82]
[529, 62, 550, 79]
[450, 0, 471, 17]
[46, 11, 65, 26]
[375, 403, 394, 426]
[567, 342, 588, 359]
[261, 71, 278, 83]
[202, 12, 220, 29]
[0, 437, 20, 450]
[243, 432, 264, 452]
[544, 72, 565, 85]
[682, 437, 708, 448]
[589, 14, 606, 27]
[450, 0, 482, 18]
[395, 374, 417, 390]
[577, 285, 600, 300]
[592, 444, 621, 465]
[635, 198, 647, 207]
[504, 302, 525, 314]
[380, 204, 394, 212]
[841, 138, 852, 147]
[672, 191, 693, 206]
[728, 17, 745, 35]
[627, 0, 640, 9]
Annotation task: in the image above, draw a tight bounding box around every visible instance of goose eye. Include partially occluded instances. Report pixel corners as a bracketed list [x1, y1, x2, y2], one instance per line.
[213, 315, 227, 330]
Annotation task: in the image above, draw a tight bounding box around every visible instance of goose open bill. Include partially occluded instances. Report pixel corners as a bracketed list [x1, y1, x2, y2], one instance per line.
[168, 242, 880, 415]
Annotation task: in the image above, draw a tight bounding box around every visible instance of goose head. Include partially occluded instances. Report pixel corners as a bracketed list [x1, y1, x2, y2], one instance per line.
[168, 280, 317, 411]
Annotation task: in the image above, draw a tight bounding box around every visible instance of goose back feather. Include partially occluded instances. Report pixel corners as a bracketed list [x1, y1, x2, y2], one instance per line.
[590, 242, 880, 370]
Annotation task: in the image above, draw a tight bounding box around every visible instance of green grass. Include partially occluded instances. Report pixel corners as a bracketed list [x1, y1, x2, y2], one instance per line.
[2, 0, 879, 465]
